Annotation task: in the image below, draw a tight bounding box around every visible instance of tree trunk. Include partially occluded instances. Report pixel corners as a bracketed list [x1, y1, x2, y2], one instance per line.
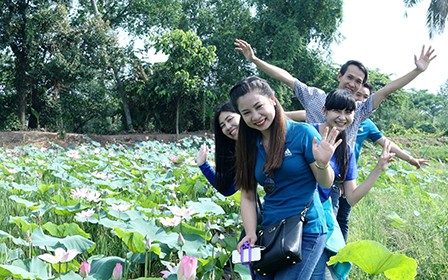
[28, 86, 40, 129]
[90, 0, 100, 15]
[113, 66, 134, 132]
[176, 97, 180, 139]
[11, 46, 29, 130]
[10, 4, 30, 130]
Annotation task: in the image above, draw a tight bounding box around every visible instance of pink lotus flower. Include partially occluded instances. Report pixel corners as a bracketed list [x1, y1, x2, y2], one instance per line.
[71, 187, 89, 200]
[177, 233, 185, 247]
[178, 256, 198, 280]
[112, 263, 122, 280]
[144, 239, 152, 251]
[159, 216, 181, 227]
[167, 205, 196, 218]
[160, 263, 178, 279]
[111, 203, 131, 211]
[66, 150, 80, 159]
[79, 262, 90, 278]
[85, 190, 101, 202]
[169, 155, 179, 163]
[38, 248, 79, 264]
[75, 209, 95, 220]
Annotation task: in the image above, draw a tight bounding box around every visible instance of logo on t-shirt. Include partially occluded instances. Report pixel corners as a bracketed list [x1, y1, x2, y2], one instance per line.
[284, 148, 292, 157]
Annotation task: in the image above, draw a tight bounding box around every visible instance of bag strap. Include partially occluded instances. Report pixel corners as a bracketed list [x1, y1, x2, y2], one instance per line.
[256, 189, 315, 217]
[301, 192, 314, 217]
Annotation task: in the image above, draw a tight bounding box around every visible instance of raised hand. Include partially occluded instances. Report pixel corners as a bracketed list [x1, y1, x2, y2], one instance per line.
[196, 143, 209, 166]
[234, 39, 256, 62]
[408, 157, 430, 169]
[414, 45, 437, 73]
[377, 139, 395, 171]
[312, 127, 342, 167]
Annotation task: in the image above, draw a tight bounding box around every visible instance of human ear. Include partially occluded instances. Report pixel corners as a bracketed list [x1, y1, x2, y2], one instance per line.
[270, 96, 276, 106]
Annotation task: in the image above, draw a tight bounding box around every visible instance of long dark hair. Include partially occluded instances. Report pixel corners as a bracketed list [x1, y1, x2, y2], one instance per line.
[324, 89, 356, 182]
[213, 102, 238, 193]
[229, 76, 286, 192]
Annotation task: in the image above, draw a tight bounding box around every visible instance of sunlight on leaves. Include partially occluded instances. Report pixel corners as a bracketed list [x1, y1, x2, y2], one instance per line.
[328, 240, 417, 280]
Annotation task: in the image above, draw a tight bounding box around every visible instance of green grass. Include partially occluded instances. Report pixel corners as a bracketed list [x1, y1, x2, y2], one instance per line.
[347, 143, 448, 279]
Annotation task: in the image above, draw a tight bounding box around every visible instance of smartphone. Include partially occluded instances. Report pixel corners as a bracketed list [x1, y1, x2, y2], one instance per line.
[231, 247, 261, 263]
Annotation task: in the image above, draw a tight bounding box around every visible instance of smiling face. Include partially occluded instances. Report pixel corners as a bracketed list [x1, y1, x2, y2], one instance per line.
[324, 108, 354, 132]
[218, 111, 240, 140]
[337, 64, 365, 94]
[354, 85, 371, 101]
[236, 90, 276, 134]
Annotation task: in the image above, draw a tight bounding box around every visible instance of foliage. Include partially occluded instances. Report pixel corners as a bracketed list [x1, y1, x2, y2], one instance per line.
[348, 145, 448, 279]
[403, 0, 448, 38]
[367, 68, 448, 135]
[0, 134, 447, 279]
[0, 0, 446, 135]
[0, 135, 249, 279]
[148, 29, 216, 134]
[328, 240, 417, 279]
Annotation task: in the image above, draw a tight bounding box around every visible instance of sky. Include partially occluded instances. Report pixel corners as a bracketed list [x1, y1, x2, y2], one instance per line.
[330, 0, 448, 94]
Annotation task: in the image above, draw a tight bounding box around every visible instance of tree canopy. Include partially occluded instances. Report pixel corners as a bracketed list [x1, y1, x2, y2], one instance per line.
[404, 0, 448, 38]
[0, 0, 445, 136]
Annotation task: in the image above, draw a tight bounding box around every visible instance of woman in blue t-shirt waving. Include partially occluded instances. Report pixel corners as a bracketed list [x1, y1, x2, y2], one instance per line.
[231, 76, 341, 279]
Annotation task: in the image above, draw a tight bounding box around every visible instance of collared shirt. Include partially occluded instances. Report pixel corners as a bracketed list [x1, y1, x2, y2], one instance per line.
[293, 79, 374, 149]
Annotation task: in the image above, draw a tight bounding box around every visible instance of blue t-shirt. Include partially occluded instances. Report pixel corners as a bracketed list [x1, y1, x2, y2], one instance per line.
[355, 119, 384, 163]
[311, 124, 358, 202]
[198, 161, 237, 196]
[255, 120, 327, 234]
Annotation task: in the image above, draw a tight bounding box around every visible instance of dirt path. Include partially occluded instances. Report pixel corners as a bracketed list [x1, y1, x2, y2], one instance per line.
[0, 130, 210, 148]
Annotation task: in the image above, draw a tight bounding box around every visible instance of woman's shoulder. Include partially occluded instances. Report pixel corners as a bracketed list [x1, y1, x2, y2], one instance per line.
[287, 119, 316, 132]
[286, 120, 319, 142]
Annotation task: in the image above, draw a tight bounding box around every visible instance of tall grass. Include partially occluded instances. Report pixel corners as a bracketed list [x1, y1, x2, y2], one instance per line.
[348, 142, 448, 279]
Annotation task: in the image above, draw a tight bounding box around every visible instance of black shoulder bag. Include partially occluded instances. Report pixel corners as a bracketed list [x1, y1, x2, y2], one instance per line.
[251, 193, 315, 276]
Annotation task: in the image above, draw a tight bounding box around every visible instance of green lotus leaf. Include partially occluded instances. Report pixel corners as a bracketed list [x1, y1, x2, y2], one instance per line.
[328, 240, 417, 280]
[0, 264, 38, 280]
[97, 218, 127, 229]
[186, 198, 225, 217]
[31, 228, 95, 253]
[0, 230, 13, 239]
[42, 222, 91, 239]
[9, 195, 36, 208]
[113, 228, 146, 253]
[11, 183, 37, 193]
[11, 257, 50, 280]
[9, 216, 39, 233]
[89, 256, 125, 280]
[37, 183, 59, 193]
[54, 203, 86, 216]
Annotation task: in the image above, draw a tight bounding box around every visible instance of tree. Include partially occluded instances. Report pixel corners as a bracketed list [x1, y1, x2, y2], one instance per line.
[241, 0, 343, 108]
[438, 79, 448, 97]
[404, 0, 448, 38]
[151, 29, 215, 136]
[0, 1, 72, 129]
